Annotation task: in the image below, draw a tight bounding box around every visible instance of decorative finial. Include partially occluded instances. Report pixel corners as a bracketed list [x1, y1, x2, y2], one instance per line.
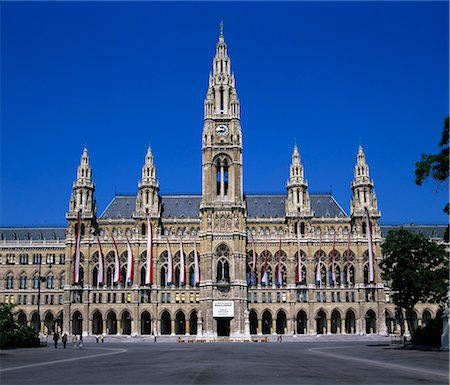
[220, 18, 224, 35]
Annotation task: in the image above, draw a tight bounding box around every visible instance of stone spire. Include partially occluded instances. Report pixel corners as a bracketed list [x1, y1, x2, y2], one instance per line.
[204, 21, 240, 119]
[67, 146, 96, 219]
[286, 145, 312, 218]
[350, 145, 380, 217]
[135, 146, 160, 218]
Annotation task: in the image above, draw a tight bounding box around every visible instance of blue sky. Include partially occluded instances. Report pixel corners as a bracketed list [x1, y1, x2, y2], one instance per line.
[1, 1, 448, 226]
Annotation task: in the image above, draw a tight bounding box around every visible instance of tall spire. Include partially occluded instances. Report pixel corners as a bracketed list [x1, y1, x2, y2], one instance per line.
[135, 146, 160, 218]
[350, 145, 380, 217]
[286, 145, 312, 218]
[67, 147, 96, 218]
[204, 22, 240, 119]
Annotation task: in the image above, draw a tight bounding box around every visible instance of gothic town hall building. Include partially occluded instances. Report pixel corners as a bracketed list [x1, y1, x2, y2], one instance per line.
[1, 28, 444, 339]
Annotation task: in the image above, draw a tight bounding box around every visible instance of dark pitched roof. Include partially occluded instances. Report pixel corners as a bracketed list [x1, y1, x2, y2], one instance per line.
[380, 224, 448, 240]
[0, 227, 66, 241]
[100, 195, 202, 220]
[100, 193, 347, 219]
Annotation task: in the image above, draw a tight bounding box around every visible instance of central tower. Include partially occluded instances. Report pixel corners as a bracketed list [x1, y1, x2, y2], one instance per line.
[200, 23, 248, 338]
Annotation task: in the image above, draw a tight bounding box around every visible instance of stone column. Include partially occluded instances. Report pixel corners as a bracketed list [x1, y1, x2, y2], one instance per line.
[356, 317, 361, 334]
[117, 320, 122, 335]
[186, 319, 190, 335]
[197, 312, 203, 336]
[171, 319, 175, 335]
[257, 319, 262, 335]
[132, 320, 138, 336]
[102, 320, 107, 334]
[272, 319, 276, 334]
[341, 319, 345, 334]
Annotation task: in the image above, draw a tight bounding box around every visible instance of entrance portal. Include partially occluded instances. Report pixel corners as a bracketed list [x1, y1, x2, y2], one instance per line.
[216, 318, 230, 337]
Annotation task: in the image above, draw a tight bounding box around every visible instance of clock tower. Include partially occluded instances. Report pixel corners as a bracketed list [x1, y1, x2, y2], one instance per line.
[199, 22, 248, 338]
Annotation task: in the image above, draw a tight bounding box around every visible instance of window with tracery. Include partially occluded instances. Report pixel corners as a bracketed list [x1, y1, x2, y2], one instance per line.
[216, 244, 230, 282]
[215, 156, 230, 197]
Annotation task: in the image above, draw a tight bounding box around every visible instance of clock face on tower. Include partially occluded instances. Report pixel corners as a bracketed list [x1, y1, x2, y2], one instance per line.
[216, 124, 229, 136]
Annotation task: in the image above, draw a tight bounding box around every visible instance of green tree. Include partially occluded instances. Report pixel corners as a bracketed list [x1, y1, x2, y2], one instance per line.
[0, 303, 36, 348]
[415, 115, 449, 214]
[380, 229, 448, 341]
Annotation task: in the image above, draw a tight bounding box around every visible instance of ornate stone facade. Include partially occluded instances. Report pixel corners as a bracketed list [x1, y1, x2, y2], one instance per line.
[0, 28, 445, 338]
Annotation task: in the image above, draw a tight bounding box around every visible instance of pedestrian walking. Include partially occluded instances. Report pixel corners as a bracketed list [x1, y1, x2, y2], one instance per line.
[53, 332, 60, 348]
[100, 334, 104, 343]
[79, 335, 83, 349]
[62, 333, 68, 349]
[72, 334, 77, 348]
[95, 334, 99, 343]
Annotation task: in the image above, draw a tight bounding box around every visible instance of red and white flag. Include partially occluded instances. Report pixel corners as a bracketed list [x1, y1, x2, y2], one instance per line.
[296, 222, 302, 283]
[126, 237, 134, 285]
[179, 239, 185, 286]
[73, 211, 81, 284]
[365, 208, 375, 282]
[112, 236, 121, 284]
[193, 240, 200, 286]
[276, 237, 282, 285]
[315, 232, 322, 285]
[251, 236, 257, 285]
[145, 218, 153, 285]
[331, 232, 336, 285]
[166, 238, 173, 286]
[346, 231, 351, 285]
[96, 236, 104, 285]
[261, 240, 268, 285]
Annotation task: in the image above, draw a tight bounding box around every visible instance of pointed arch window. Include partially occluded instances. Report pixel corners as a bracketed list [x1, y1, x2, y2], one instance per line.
[215, 156, 231, 197]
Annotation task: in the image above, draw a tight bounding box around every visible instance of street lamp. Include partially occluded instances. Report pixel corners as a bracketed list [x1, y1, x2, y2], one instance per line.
[37, 255, 52, 335]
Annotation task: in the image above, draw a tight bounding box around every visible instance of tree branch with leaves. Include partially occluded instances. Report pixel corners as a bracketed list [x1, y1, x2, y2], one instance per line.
[380, 229, 448, 341]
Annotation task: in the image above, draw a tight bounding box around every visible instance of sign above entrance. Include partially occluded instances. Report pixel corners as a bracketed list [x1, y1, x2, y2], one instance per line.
[213, 301, 234, 318]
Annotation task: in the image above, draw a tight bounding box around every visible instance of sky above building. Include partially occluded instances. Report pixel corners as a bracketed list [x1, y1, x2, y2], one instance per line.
[1, 1, 449, 226]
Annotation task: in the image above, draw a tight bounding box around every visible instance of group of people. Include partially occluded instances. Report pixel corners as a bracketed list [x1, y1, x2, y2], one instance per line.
[52, 332, 96, 349]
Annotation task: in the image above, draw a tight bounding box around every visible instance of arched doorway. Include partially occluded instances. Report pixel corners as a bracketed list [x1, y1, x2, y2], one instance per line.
[161, 311, 171, 335]
[17, 311, 27, 324]
[92, 311, 103, 335]
[331, 310, 341, 334]
[276, 310, 287, 335]
[31, 312, 39, 333]
[189, 311, 198, 335]
[106, 311, 117, 335]
[72, 311, 83, 336]
[44, 312, 54, 334]
[121, 311, 132, 335]
[249, 310, 258, 335]
[296, 310, 307, 334]
[141, 311, 152, 335]
[262, 311, 272, 335]
[385, 310, 394, 334]
[365, 310, 377, 334]
[175, 311, 186, 335]
[422, 310, 432, 328]
[411, 311, 418, 332]
[316, 310, 327, 334]
[345, 310, 356, 334]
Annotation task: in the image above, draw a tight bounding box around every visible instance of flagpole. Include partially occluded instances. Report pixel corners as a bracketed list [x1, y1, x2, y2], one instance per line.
[346, 231, 351, 286]
[296, 222, 301, 284]
[316, 232, 322, 287]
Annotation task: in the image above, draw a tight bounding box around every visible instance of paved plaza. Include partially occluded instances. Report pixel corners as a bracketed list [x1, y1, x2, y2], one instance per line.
[1, 339, 448, 385]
